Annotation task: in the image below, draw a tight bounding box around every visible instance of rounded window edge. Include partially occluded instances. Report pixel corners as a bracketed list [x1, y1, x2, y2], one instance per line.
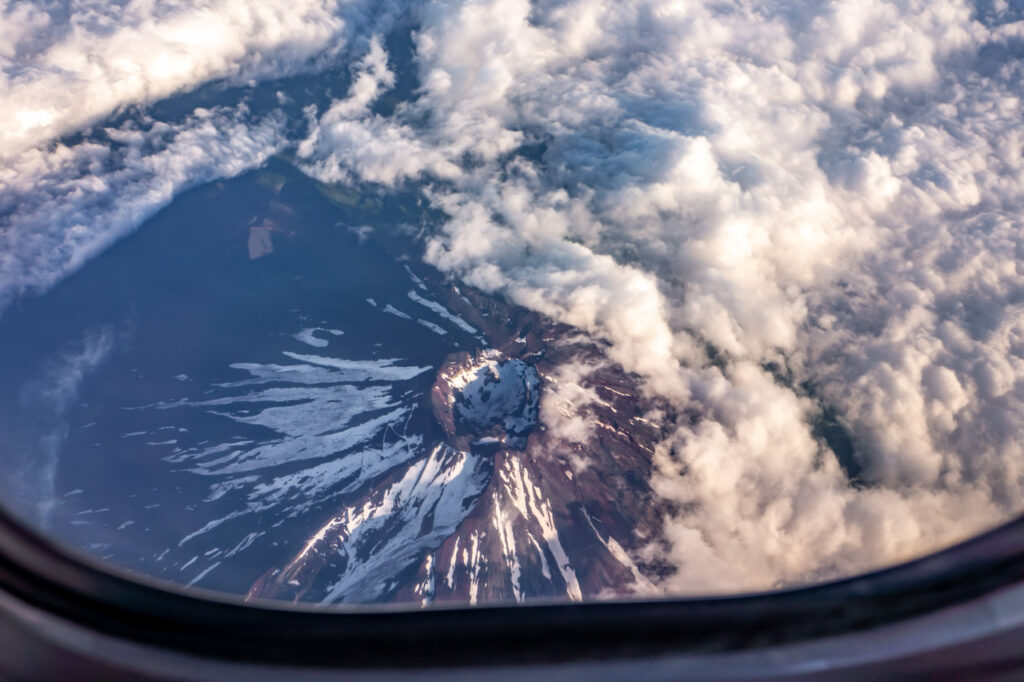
[0, 502, 1022, 670]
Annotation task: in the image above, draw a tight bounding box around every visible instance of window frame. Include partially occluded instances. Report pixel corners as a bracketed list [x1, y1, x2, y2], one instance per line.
[0, 504, 1022, 670]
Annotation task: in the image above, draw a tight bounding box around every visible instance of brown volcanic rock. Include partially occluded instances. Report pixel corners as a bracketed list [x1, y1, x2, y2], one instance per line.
[429, 351, 468, 439]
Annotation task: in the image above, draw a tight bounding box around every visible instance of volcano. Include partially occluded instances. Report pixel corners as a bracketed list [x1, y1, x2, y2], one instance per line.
[0, 160, 669, 606]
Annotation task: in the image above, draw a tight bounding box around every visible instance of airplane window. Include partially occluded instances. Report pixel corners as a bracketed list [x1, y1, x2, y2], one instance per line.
[1, 0, 1023, 622]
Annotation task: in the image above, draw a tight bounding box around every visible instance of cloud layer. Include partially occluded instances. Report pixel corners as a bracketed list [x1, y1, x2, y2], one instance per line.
[4, 0, 1024, 594]
[0, 0, 403, 310]
[298, 0, 1024, 591]
[0, 0, 377, 159]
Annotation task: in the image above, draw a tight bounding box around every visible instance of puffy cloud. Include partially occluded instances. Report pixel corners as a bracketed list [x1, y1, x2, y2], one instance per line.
[0, 0, 390, 159]
[0, 105, 286, 311]
[538, 361, 606, 446]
